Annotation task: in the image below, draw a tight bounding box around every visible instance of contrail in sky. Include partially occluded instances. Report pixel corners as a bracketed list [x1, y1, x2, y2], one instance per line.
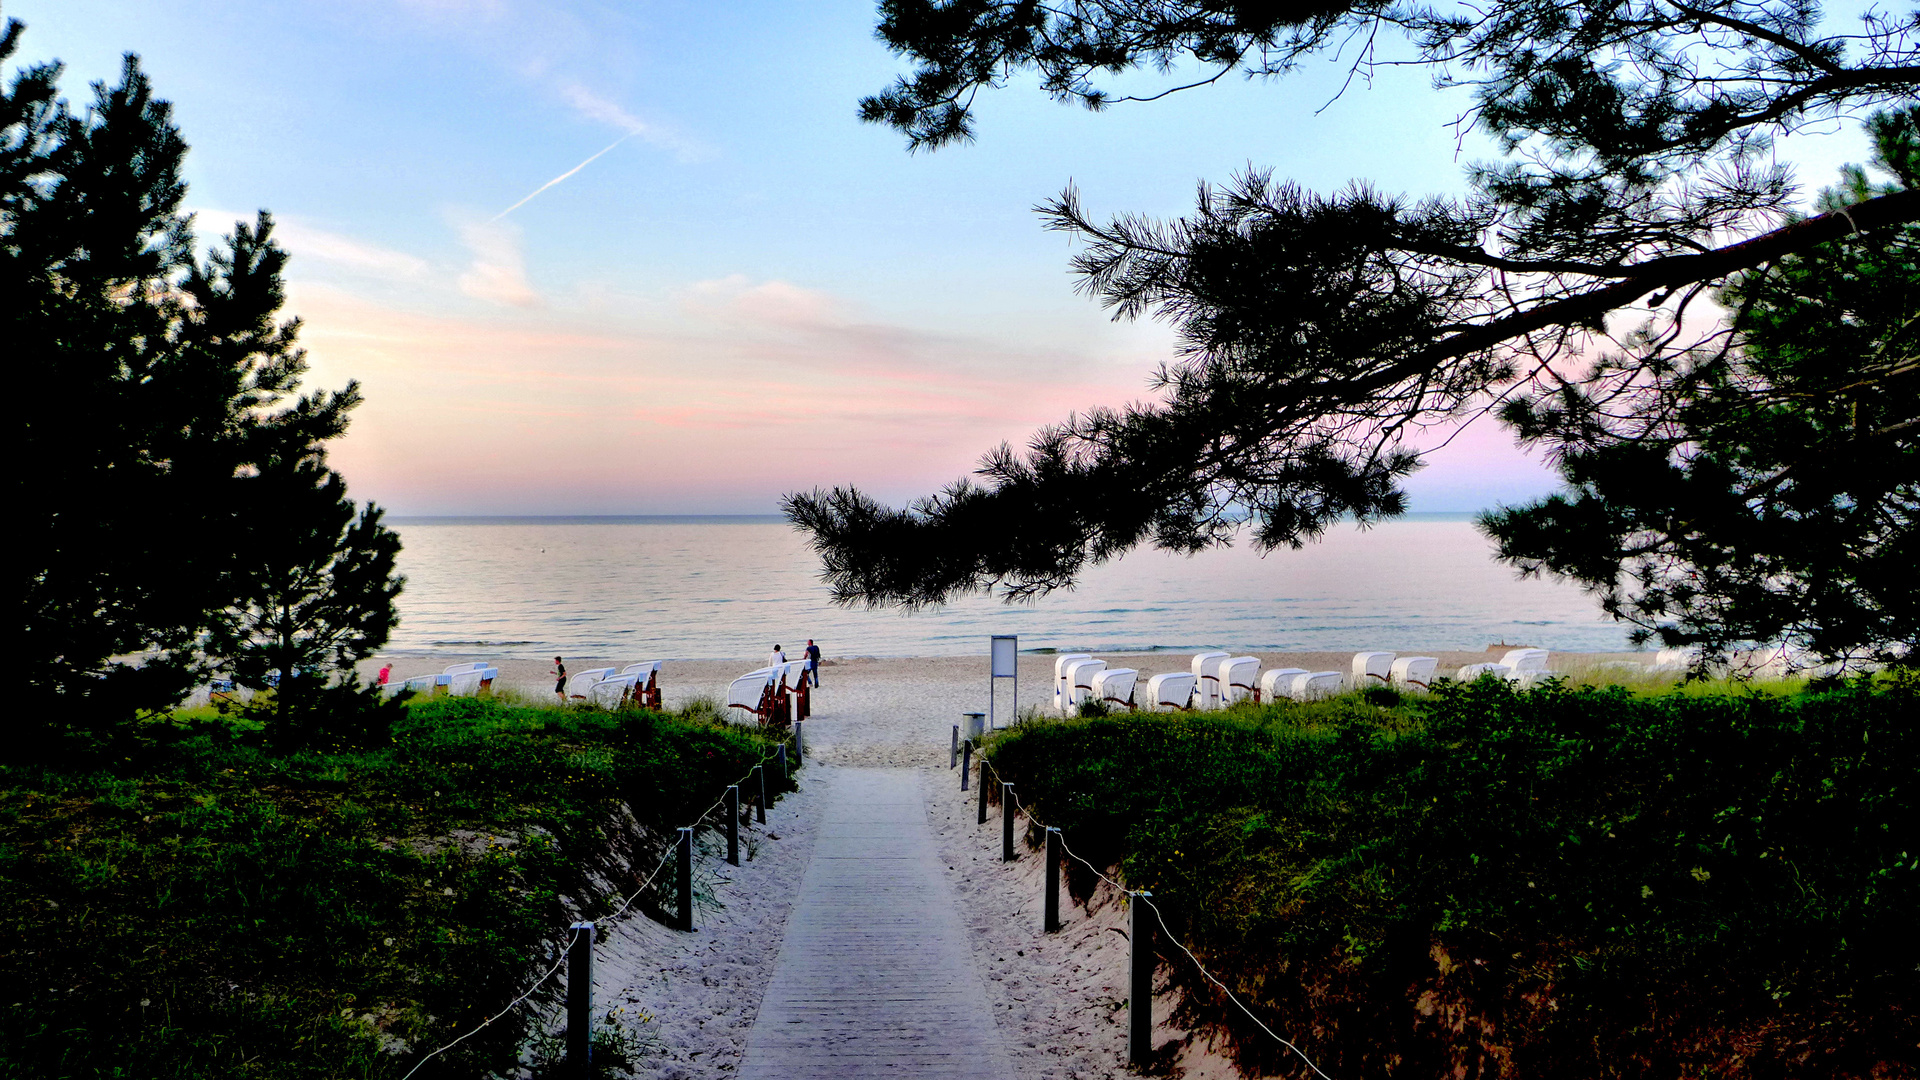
[490, 132, 635, 221]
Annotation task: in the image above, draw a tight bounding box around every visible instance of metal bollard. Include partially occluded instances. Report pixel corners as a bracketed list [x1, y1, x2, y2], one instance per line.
[567, 921, 595, 1075]
[675, 827, 694, 932]
[960, 741, 971, 789]
[1002, 782, 1016, 862]
[726, 785, 740, 866]
[978, 757, 990, 824]
[1129, 891, 1154, 1065]
[1044, 827, 1061, 933]
[754, 765, 768, 824]
[951, 724, 959, 769]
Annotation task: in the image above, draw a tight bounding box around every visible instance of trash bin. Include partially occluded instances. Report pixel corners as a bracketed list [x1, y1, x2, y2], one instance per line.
[961, 711, 986, 740]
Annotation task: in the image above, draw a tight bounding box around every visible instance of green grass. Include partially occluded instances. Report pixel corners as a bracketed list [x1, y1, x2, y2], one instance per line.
[0, 696, 797, 1079]
[987, 675, 1918, 1078]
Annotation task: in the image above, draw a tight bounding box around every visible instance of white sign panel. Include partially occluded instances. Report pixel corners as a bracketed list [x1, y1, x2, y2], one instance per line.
[990, 635, 1018, 677]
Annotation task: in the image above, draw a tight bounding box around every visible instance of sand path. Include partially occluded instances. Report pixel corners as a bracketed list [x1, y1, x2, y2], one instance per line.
[736, 767, 1015, 1079]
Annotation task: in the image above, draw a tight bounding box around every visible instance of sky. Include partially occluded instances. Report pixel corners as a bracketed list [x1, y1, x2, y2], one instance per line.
[9, 0, 1878, 515]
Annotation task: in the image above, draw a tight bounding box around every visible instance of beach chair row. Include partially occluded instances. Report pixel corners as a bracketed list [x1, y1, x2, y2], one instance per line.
[1052, 648, 1561, 713]
[561, 661, 666, 709]
[387, 661, 501, 698]
[724, 662, 812, 727]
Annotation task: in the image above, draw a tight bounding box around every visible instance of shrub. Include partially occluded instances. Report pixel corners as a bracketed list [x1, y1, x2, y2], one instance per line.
[984, 677, 1919, 1078]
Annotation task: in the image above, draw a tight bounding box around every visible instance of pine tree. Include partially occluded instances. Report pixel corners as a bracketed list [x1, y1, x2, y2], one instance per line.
[6, 21, 404, 750]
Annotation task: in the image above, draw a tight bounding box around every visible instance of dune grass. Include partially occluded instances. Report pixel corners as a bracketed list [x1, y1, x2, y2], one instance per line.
[0, 695, 797, 1079]
[988, 675, 1918, 1078]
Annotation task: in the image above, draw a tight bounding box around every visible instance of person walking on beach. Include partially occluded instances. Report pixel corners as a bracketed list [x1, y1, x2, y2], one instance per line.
[377, 662, 392, 687]
[768, 644, 787, 668]
[552, 657, 567, 703]
[804, 639, 821, 686]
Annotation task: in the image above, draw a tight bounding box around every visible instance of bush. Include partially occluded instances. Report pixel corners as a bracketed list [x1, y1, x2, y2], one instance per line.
[0, 696, 796, 1079]
[984, 676, 1919, 1078]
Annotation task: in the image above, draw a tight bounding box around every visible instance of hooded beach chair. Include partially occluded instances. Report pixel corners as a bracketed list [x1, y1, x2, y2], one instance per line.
[1191, 652, 1231, 709]
[1063, 658, 1107, 710]
[1498, 648, 1550, 673]
[726, 667, 777, 723]
[588, 673, 638, 709]
[1289, 671, 1345, 700]
[1145, 672, 1197, 711]
[1352, 652, 1395, 687]
[1053, 654, 1093, 712]
[1454, 662, 1510, 682]
[621, 661, 664, 709]
[781, 661, 812, 721]
[1220, 657, 1261, 705]
[1091, 667, 1138, 709]
[398, 673, 446, 696]
[1389, 656, 1438, 692]
[447, 669, 486, 697]
[1259, 667, 1308, 701]
[566, 668, 617, 700]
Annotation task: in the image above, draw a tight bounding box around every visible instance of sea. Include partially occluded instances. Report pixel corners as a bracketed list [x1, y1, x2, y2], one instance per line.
[379, 514, 1636, 660]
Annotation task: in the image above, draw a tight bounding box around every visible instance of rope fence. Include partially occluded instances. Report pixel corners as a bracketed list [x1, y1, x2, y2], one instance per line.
[969, 744, 1337, 1080]
[397, 722, 804, 1079]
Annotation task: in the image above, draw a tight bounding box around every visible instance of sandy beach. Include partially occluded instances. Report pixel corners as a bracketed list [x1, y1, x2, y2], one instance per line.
[366, 647, 1656, 770]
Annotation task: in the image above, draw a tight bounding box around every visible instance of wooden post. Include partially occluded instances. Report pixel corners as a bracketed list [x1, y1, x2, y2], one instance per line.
[675, 827, 694, 932]
[950, 724, 959, 769]
[1044, 827, 1061, 933]
[778, 742, 788, 780]
[1129, 892, 1153, 1065]
[754, 765, 767, 824]
[1001, 782, 1016, 862]
[793, 720, 804, 759]
[960, 741, 971, 789]
[726, 785, 740, 866]
[978, 757, 990, 824]
[567, 921, 594, 1076]
[790, 689, 799, 728]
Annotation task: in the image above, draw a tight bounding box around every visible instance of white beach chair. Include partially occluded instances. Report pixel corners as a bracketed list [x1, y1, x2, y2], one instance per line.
[1191, 652, 1231, 709]
[1259, 668, 1308, 701]
[1063, 658, 1107, 710]
[1389, 656, 1439, 693]
[1455, 662, 1510, 682]
[443, 662, 491, 675]
[1289, 671, 1345, 700]
[1090, 667, 1138, 709]
[1499, 648, 1550, 673]
[621, 661, 664, 709]
[1145, 672, 1197, 711]
[779, 661, 813, 721]
[1220, 657, 1261, 705]
[1352, 652, 1395, 688]
[397, 673, 445, 696]
[588, 673, 638, 709]
[726, 667, 777, 723]
[566, 668, 616, 700]
[447, 669, 486, 697]
[1053, 654, 1093, 712]
[1652, 647, 1700, 670]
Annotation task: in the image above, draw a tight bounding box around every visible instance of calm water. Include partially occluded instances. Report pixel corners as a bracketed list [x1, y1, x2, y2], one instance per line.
[381, 515, 1632, 659]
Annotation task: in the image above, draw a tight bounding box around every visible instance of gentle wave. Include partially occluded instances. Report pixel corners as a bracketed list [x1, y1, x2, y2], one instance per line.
[381, 516, 1632, 659]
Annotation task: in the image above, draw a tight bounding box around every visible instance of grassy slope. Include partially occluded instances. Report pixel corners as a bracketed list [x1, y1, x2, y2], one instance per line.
[984, 677, 1918, 1079]
[0, 697, 796, 1079]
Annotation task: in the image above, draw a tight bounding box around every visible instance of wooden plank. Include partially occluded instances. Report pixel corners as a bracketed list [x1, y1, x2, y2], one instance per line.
[736, 768, 1014, 1079]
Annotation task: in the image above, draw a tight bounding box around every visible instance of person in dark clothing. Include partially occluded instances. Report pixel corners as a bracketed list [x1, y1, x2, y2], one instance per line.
[552, 657, 567, 702]
[804, 639, 821, 686]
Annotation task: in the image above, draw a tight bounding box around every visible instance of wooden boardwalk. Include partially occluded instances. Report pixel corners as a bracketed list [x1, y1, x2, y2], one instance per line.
[736, 768, 1013, 1079]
